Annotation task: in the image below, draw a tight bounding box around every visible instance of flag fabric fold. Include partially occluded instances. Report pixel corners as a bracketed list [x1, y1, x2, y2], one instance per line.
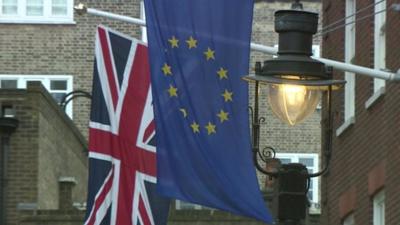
[144, 1, 273, 223]
[84, 25, 170, 225]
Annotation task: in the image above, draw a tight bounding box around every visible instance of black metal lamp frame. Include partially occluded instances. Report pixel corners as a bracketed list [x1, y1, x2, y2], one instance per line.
[245, 10, 345, 225]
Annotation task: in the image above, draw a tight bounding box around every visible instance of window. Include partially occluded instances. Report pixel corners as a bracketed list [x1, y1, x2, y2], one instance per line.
[337, 0, 356, 136]
[343, 214, 355, 225]
[373, 191, 385, 225]
[175, 200, 203, 210]
[366, 0, 386, 108]
[276, 153, 319, 207]
[311, 45, 320, 58]
[0, 75, 73, 118]
[0, 0, 74, 24]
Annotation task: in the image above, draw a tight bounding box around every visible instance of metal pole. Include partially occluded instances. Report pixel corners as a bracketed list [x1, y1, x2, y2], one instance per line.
[0, 135, 10, 225]
[73, 5, 400, 81]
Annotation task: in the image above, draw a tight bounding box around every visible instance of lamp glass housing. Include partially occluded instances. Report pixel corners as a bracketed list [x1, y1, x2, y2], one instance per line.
[267, 83, 321, 126]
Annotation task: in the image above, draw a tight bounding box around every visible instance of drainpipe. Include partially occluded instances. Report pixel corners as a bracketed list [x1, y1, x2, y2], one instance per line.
[0, 106, 19, 225]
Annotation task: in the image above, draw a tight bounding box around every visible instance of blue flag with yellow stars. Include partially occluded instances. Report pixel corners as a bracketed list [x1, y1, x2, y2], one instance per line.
[144, 0, 273, 223]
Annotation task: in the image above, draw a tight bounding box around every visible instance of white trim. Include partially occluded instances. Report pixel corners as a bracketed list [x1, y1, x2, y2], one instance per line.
[371, 0, 386, 105]
[0, 0, 74, 23]
[336, 116, 355, 137]
[373, 190, 385, 225]
[342, 0, 356, 134]
[365, 86, 385, 109]
[0, 74, 73, 118]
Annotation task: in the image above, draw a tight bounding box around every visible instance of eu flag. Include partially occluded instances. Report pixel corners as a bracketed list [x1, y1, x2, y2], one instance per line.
[144, 0, 273, 223]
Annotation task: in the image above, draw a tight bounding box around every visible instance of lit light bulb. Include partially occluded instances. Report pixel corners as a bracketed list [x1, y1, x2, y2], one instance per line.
[281, 85, 307, 107]
[267, 84, 321, 125]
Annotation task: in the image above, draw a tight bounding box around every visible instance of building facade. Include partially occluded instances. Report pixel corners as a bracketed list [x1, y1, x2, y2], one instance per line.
[321, 0, 400, 224]
[0, 82, 87, 225]
[0, 0, 144, 139]
[0, 0, 325, 224]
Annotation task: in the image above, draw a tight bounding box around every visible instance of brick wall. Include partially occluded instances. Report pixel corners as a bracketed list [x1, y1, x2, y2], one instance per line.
[0, 0, 143, 139]
[0, 82, 87, 225]
[321, 0, 400, 224]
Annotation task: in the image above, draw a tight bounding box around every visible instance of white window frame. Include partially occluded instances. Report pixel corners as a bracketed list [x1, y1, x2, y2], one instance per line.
[276, 153, 319, 207]
[311, 45, 320, 58]
[343, 214, 355, 225]
[366, 0, 386, 109]
[373, 190, 385, 225]
[0, 75, 73, 118]
[337, 0, 356, 137]
[175, 200, 203, 210]
[0, 0, 74, 24]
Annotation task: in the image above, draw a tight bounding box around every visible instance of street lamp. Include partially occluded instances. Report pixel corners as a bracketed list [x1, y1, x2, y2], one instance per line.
[244, 10, 345, 225]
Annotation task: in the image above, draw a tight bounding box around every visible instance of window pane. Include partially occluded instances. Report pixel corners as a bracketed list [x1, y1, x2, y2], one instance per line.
[1, 80, 17, 89]
[26, 6, 43, 15]
[26, 0, 43, 16]
[2, 0, 18, 15]
[299, 158, 314, 167]
[52, 6, 66, 15]
[50, 80, 67, 90]
[52, 0, 67, 15]
[307, 190, 313, 200]
[279, 158, 291, 164]
[2, 6, 17, 14]
[51, 93, 66, 104]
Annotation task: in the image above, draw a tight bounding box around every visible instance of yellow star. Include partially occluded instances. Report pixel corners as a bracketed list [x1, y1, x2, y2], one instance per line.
[162, 63, 172, 76]
[179, 108, 188, 118]
[217, 67, 228, 79]
[186, 36, 197, 49]
[204, 47, 215, 60]
[205, 122, 216, 135]
[167, 85, 178, 97]
[168, 36, 179, 48]
[191, 121, 200, 133]
[217, 110, 229, 123]
[221, 89, 233, 102]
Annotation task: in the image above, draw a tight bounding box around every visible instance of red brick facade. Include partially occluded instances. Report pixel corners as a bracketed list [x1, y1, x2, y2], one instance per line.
[321, 0, 400, 224]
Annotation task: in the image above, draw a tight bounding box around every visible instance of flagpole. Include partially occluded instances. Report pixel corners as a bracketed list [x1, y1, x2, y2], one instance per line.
[74, 4, 400, 81]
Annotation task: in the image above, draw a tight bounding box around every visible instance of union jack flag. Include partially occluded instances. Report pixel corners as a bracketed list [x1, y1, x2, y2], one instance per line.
[84, 25, 170, 225]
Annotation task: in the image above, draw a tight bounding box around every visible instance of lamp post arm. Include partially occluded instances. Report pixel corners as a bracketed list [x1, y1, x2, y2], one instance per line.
[314, 57, 400, 81]
[74, 4, 400, 82]
[74, 4, 146, 26]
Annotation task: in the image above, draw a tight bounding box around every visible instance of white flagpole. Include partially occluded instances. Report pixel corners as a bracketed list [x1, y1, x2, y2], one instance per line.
[74, 4, 400, 81]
